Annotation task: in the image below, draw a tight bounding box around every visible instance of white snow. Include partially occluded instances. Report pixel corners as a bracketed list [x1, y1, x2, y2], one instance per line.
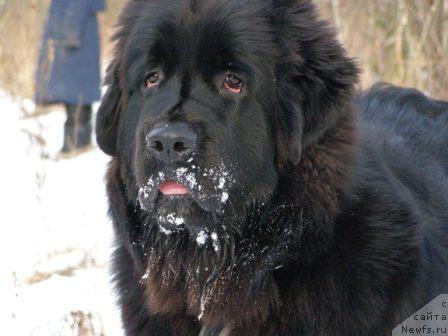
[176, 167, 188, 176]
[211, 232, 219, 252]
[221, 191, 229, 203]
[140, 269, 150, 283]
[0, 91, 123, 335]
[158, 225, 174, 236]
[198, 293, 207, 320]
[202, 161, 234, 205]
[175, 166, 197, 190]
[196, 230, 208, 246]
[166, 213, 185, 226]
[158, 213, 185, 235]
[0, 85, 247, 334]
[185, 172, 197, 188]
[218, 177, 225, 189]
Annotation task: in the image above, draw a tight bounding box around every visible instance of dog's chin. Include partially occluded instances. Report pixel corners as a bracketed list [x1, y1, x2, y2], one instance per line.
[152, 194, 220, 237]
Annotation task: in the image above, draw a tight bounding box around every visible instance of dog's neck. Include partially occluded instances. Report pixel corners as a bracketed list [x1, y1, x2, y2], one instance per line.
[269, 104, 359, 260]
[283, 105, 358, 217]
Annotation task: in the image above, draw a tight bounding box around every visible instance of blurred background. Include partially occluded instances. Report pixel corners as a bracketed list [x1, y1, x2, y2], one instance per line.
[1, 0, 447, 100]
[0, 0, 447, 335]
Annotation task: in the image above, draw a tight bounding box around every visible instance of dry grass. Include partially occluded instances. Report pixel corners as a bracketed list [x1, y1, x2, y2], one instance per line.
[0, 0, 447, 99]
[317, 0, 448, 99]
[0, 0, 49, 98]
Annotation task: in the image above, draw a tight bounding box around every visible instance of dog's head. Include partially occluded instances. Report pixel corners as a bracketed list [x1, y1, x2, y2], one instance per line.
[97, 0, 357, 246]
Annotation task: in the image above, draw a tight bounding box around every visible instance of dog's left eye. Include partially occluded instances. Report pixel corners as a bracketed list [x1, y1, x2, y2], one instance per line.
[145, 72, 160, 88]
[223, 74, 243, 93]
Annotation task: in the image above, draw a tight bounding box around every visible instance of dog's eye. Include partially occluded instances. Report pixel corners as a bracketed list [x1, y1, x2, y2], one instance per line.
[223, 74, 243, 93]
[145, 72, 160, 88]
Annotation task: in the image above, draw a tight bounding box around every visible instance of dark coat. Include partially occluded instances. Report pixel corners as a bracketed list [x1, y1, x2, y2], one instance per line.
[96, 1, 448, 335]
[35, 0, 105, 105]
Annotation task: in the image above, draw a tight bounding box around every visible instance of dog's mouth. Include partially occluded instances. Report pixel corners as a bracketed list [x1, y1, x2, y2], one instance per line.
[155, 181, 191, 234]
[139, 161, 234, 209]
[159, 180, 190, 196]
[138, 161, 237, 238]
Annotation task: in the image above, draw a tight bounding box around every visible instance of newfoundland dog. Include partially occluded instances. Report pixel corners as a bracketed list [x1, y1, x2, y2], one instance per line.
[95, 0, 448, 335]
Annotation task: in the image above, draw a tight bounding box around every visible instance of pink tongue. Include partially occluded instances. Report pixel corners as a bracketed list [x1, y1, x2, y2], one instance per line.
[159, 181, 189, 195]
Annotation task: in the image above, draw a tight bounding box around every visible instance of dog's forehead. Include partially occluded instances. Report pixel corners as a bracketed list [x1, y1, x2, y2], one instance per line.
[132, 0, 274, 71]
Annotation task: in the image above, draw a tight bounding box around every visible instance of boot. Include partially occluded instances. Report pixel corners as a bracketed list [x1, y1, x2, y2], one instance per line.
[76, 105, 92, 149]
[61, 104, 78, 153]
[61, 104, 92, 155]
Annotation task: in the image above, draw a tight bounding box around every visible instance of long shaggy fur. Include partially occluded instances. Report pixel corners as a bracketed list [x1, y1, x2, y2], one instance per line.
[96, 1, 448, 335]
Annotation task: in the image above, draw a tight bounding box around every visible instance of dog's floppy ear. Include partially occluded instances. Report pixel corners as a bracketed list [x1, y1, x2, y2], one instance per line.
[96, 1, 144, 156]
[96, 60, 122, 156]
[272, 0, 359, 166]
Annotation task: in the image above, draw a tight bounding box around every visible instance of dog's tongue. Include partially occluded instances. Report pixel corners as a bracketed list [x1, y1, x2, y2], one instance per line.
[159, 181, 189, 195]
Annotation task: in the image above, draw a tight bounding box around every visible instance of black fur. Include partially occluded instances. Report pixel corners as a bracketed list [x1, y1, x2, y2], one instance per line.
[96, 1, 448, 335]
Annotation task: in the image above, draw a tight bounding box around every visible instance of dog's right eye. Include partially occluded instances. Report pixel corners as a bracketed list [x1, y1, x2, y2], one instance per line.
[145, 72, 160, 88]
[223, 74, 243, 94]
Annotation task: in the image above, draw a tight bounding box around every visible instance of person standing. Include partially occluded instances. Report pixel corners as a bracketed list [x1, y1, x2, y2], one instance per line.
[35, 0, 105, 155]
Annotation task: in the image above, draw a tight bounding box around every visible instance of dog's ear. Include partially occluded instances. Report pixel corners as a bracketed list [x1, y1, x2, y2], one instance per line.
[96, 60, 122, 156]
[96, 1, 145, 156]
[272, 0, 359, 166]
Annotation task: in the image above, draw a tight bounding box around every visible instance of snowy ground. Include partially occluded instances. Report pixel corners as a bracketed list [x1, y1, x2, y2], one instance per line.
[0, 91, 123, 335]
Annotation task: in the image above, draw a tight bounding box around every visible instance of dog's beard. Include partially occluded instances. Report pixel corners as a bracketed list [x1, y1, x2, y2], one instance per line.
[153, 195, 220, 236]
[134, 156, 276, 284]
[137, 198, 293, 318]
[144, 195, 240, 251]
[135, 169, 250, 290]
[139, 205, 241, 288]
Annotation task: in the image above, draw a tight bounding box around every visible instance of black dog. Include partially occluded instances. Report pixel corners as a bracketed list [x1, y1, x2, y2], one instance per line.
[95, 0, 448, 335]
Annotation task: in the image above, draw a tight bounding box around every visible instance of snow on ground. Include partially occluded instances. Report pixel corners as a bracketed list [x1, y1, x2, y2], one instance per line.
[0, 91, 123, 335]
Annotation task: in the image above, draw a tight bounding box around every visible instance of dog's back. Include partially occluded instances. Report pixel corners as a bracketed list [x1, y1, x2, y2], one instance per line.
[358, 83, 448, 169]
[358, 84, 448, 297]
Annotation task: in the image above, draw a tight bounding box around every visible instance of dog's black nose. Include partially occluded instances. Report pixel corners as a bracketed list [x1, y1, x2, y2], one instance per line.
[146, 123, 197, 163]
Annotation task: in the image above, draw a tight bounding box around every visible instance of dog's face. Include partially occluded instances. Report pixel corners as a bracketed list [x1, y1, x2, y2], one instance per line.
[97, 0, 357, 246]
[124, 1, 281, 239]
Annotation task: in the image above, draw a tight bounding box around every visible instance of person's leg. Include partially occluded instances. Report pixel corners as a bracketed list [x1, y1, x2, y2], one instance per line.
[77, 104, 92, 149]
[61, 103, 78, 153]
[61, 103, 92, 153]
